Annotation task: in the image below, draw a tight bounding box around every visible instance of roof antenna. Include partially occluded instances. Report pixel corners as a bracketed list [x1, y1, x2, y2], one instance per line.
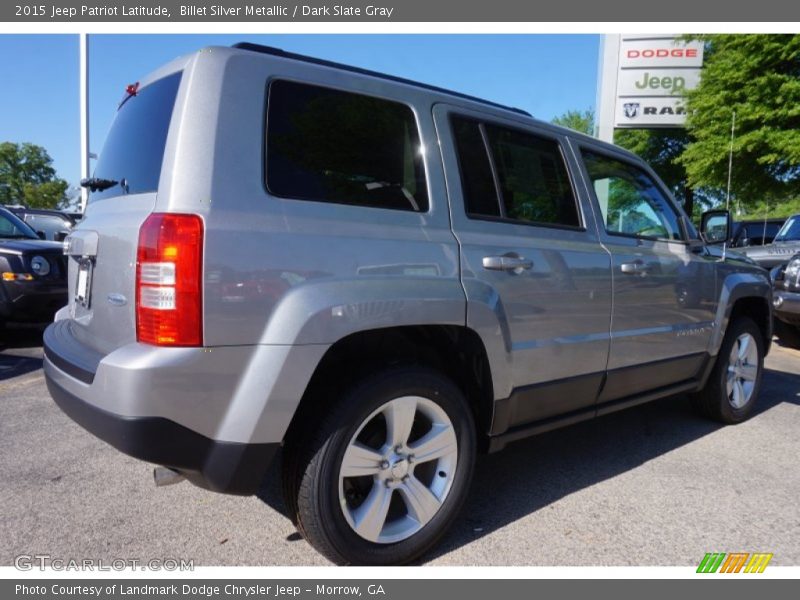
[725, 109, 736, 214]
[721, 108, 737, 263]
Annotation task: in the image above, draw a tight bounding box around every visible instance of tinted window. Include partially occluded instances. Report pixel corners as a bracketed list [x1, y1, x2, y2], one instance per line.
[24, 214, 72, 240]
[450, 116, 579, 228]
[0, 210, 37, 239]
[451, 117, 500, 217]
[486, 126, 579, 227]
[776, 216, 800, 242]
[91, 72, 182, 201]
[582, 151, 683, 241]
[266, 80, 428, 212]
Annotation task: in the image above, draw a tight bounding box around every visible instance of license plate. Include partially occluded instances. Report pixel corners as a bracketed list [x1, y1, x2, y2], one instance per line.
[75, 260, 92, 308]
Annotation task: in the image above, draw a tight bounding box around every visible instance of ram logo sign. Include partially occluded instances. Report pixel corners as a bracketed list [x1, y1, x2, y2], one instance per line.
[696, 552, 773, 573]
[622, 103, 640, 118]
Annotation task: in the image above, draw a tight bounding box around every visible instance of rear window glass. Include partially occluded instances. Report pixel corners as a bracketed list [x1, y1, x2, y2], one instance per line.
[90, 72, 182, 201]
[450, 115, 580, 228]
[266, 80, 429, 212]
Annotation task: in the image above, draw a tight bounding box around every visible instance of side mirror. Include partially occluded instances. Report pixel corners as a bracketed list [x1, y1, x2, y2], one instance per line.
[700, 210, 732, 245]
[36, 230, 46, 240]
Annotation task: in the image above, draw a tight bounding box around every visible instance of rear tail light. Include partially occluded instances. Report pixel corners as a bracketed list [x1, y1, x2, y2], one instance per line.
[136, 213, 203, 346]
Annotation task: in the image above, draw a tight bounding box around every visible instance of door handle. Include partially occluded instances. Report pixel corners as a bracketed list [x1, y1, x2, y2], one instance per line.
[620, 260, 650, 276]
[483, 255, 533, 272]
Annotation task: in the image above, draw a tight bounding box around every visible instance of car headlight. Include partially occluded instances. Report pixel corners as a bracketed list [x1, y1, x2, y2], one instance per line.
[785, 256, 800, 287]
[30, 255, 50, 277]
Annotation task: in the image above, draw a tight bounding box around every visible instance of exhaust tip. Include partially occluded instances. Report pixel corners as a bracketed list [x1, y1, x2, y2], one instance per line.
[153, 466, 185, 487]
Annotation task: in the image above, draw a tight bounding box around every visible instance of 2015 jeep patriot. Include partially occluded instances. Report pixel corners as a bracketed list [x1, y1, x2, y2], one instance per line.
[44, 43, 772, 565]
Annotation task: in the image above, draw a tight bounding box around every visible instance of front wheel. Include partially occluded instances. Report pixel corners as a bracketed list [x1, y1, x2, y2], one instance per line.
[691, 317, 764, 424]
[286, 366, 476, 565]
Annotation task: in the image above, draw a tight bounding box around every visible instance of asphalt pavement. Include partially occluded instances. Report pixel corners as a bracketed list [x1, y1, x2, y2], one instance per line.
[1, 326, 798, 566]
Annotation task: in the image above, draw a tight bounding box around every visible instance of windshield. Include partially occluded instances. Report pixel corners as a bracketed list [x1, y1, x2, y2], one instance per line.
[90, 72, 182, 201]
[775, 216, 800, 242]
[0, 210, 39, 240]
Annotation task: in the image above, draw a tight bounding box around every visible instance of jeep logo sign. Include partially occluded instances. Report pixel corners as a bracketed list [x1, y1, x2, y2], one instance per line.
[613, 35, 704, 128]
[617, 69, 701, 97]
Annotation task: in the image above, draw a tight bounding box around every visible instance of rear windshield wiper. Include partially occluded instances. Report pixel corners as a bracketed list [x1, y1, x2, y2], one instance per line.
[80, 177, 119, 192]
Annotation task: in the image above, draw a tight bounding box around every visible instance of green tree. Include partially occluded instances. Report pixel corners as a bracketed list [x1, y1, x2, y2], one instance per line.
[679, 34, 800, 207]
[551, 109, 594, 135]
[0, 142, 69, 209]
[614, 128, 701, 217]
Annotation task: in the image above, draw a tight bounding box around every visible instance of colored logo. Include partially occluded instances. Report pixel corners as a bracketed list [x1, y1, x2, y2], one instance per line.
[697, 552, 773, 573]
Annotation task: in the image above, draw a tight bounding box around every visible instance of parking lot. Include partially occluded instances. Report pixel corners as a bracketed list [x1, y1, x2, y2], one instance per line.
[1, 326, 798, 567]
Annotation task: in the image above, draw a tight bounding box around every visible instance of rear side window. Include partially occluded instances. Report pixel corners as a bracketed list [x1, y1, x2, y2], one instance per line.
[266, 80, 428, 212]
[450, 116, 580, 228]
[91, 72, 182, 201]
[451, 117, 500, 217]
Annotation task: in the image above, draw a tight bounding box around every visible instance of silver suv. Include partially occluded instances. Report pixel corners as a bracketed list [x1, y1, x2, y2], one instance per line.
[44, 44, 772, 565]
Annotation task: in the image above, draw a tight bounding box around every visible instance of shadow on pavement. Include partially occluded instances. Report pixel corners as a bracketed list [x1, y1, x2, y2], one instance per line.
[255, 364, 800, 562]
[0, 325, 45, 381]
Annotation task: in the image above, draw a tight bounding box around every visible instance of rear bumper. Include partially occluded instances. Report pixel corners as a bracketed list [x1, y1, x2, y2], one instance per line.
[46, 374, 278, 495]
[42, 318, 328, 495]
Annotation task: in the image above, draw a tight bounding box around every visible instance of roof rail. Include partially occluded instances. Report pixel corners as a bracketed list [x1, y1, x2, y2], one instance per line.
[232, 42, 532, 118]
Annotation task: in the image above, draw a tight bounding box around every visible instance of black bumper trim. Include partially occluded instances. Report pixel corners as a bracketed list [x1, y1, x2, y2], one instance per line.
[43, 320, 102, 384]
[45, 374, 279, 496]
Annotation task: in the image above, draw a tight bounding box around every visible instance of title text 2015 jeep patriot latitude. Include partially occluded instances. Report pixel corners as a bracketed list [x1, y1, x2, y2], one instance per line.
[44, 44, 773, 565]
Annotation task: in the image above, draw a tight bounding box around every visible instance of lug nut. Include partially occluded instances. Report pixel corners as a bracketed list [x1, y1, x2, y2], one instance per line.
[380, 460, 390, 469]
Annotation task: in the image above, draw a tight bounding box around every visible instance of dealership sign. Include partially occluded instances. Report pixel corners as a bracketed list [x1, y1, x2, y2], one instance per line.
[614, 35, 704, 128]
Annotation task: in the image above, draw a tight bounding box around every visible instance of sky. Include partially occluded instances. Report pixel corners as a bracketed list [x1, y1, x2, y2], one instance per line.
[0, 34, 600, 188]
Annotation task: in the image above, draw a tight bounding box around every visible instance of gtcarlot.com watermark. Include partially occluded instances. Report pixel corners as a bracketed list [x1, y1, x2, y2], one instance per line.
[14, 554, 194, 571]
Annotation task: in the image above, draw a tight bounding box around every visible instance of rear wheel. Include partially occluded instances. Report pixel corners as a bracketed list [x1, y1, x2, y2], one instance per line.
[284, 366, 475, 565]
[774, 319, 800, 350]
[691, 317, 764, 424]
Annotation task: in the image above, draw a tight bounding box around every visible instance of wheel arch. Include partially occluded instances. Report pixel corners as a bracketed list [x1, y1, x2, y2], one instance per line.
[282, 324, 496, 452]
[710, 272, 773, 357]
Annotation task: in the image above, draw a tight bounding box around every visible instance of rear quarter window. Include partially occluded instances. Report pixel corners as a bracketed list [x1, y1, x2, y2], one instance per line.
[90, 72, 182, 201]
[266, 80, 429, 213]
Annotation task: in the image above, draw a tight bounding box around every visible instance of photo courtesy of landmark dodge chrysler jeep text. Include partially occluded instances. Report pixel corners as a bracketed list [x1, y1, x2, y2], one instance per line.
[44, 44, 773, 565]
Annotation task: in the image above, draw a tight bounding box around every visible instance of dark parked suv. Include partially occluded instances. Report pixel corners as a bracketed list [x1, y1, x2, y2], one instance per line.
[741, 213, 800, 268]
[771, 252, 800, 348]
[44, 44, 772, 565]
[0, 207, 67, 327]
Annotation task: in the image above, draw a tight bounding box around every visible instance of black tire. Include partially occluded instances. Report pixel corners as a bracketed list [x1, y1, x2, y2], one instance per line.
[774, 319, 800, 350]
[691, 317, 764, 424]
[284, 366, 476, 565]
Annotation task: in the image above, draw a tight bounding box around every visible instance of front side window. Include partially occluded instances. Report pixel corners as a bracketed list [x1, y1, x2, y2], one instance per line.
[776, 216, 800, 242]
[266, 80, 428, 212]
[582, 151, 683, 241]
[450, 116, 580, 228]
[0, 210, 38, 239]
